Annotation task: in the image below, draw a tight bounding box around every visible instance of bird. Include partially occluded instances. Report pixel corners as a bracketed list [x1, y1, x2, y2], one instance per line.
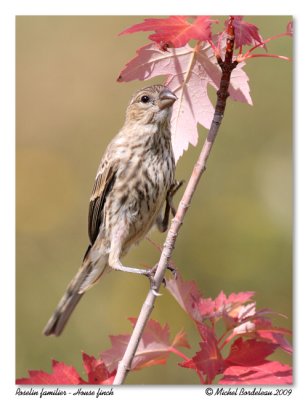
[43, 84, 180, 336]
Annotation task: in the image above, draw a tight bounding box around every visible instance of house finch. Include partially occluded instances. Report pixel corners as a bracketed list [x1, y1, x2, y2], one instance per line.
[43, 85, 178, 336]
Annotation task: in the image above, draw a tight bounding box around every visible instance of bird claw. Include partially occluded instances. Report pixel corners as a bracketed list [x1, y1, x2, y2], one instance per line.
[168, 180, 185, 216]
[166, 263, 178, 280]
[143, 263, 178, 294]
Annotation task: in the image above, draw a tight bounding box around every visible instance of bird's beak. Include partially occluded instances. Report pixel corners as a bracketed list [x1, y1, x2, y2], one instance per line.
[158, 89, 177, 110]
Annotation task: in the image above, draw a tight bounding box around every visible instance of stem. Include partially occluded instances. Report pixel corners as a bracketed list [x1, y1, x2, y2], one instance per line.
[243, 53, 291, 61]
[113, 18, 238, 385]
[217, 328, 234, 350]
[249, 32, 290, 54]
[241, 31, 291, 61]
[169, 348, 206, 384]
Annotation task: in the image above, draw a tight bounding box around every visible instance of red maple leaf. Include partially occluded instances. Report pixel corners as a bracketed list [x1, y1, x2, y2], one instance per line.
[16, 360, 81, 385]
[257, 329, 292, 354]
[227, 16, 264, 49]
[180, 333, 290, 384]
[166, 275, 255, 325]
[120, 16, 217, 49]
[180, 345, 225, 383]
[166, 274, 203, 321]
[242, 317, 292, 353]
[81, 353, 116, 385]
[198, 290, 255, 322]
[166, 273, 292, 384]
[223, 306, 292, 353]
[100, 318, 190, 372]
[219, 361, 292, 385]
[16, 354, 115, 385]
[118, 42, 251, 161]
[225, 337, 279, 366]
[180, 323, 225, 382]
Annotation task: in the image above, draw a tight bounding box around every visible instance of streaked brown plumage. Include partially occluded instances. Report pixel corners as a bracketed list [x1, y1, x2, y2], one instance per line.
[43, 85, 177, 336]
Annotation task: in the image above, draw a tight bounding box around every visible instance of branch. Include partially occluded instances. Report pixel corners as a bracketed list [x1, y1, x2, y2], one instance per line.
[113, 17, 238, 385]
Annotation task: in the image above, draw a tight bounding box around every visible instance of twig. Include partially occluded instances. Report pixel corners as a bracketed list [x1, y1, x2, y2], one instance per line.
[113, 17, 238, 385]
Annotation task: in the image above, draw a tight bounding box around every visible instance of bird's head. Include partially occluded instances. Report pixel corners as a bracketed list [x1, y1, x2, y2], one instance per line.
[125, 85, 177, 126]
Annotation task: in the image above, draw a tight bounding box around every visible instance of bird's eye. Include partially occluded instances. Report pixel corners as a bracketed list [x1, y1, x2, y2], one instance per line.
[141, 95, 150, 103]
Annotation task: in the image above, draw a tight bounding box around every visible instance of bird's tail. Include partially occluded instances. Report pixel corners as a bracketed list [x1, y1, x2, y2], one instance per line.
[43, 250, 108, 336]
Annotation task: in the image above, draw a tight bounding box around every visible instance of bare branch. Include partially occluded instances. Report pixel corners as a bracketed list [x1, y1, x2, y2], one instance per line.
[113, 17, 238, 385]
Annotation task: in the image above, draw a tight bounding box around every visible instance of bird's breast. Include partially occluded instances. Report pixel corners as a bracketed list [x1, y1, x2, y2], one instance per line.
[106, 148, 174, 241]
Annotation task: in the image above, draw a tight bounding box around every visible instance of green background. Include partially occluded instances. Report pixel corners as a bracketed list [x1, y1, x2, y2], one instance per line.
[16, 16, 292, 384]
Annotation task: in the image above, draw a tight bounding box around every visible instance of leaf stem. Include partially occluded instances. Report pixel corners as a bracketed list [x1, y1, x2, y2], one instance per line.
[243, 53, 291, 61]
[169, 348, 206, 384]
[242, 31, 291, 60]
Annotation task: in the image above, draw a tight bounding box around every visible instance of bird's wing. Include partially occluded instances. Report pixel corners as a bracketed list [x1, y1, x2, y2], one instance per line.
[88, 160, 117, 244]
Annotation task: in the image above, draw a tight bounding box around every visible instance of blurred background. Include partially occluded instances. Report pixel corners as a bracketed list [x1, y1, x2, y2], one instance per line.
[16, 16, 292, 384]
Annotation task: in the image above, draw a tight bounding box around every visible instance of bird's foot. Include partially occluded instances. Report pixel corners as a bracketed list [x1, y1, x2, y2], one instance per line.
[143, 263, 178, 296]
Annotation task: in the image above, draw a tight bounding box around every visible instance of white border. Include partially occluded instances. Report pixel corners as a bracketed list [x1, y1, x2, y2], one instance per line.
[1, 1, 305, 399]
